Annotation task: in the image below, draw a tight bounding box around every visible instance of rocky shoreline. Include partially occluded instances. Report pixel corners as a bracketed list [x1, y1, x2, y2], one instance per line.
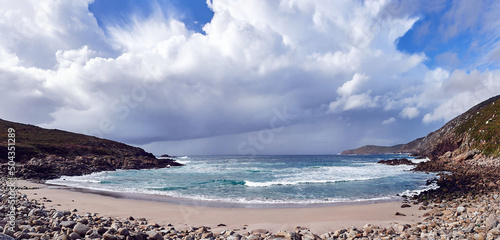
[0, 152, 498, 239]
[0, 154, 183, 180]
[1, 178, 499, 240]
[411, 151, 500, 201]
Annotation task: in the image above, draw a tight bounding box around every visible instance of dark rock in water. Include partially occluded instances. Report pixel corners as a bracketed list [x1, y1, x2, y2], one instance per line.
[377, 158, 415, 165]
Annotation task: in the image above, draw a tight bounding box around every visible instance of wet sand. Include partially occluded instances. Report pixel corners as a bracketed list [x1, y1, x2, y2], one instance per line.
[17, 180, 424, 234]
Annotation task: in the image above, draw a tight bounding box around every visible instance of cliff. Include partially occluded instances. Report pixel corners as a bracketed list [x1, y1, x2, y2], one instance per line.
[410, 95, 500, 159]
[0, 118, 182, 179]
[342, 95, 500, 158]
[412, 96, 500, 195]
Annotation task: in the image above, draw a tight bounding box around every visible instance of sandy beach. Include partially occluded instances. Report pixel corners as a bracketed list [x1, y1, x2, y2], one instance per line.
[17, 180, 424, 234]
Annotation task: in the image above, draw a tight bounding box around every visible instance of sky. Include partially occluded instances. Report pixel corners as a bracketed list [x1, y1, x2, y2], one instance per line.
[1, 0, 500, 155]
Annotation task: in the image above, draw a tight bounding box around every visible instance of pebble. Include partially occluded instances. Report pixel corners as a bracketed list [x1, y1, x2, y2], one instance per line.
[0, 233, 15, 240]
[73, 222, 90, 236]
[60, 220, 77, 228]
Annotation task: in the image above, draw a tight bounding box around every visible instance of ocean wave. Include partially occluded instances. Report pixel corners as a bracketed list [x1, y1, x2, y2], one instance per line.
[115, 187, 397, 205]
[244, 177, 377, 187]
[46, 172, 111, 185]
[44, 154, 436, 207]
[56, 179, 101, 183]
[399, 182, 439, 197]
[410, 157, 430, 164]
[198, 179, 246, 186]
[147, 186, 189, 191]
[45, 179, 398, 206]
[175, 160, 191, 164]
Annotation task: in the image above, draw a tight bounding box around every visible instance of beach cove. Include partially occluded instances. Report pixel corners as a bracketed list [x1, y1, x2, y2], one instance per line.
[1, 179, 498, 239]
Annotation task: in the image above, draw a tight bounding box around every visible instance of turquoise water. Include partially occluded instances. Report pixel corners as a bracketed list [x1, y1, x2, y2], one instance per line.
[47, 155, 437, 207]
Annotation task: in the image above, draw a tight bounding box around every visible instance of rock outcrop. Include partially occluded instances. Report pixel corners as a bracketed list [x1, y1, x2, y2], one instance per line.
[0, 118, 182, 180]
[377, 158, 415, 166]
[411, 96, 500, 191]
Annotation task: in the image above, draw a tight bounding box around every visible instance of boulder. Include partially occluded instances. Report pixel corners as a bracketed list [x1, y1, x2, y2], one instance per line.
[377, 158, 415, 165]
[103, 232, 118, 240]
[0, 233, 15, 240]
[60, 221, 77, 228]
[118, 228, 130, 236]
[146, 231, 163, 240]
[73, 222, 90, 236]
[68, 232, 81, 240]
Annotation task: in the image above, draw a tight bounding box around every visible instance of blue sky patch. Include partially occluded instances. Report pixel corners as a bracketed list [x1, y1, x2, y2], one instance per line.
[88, 0, 214, 34]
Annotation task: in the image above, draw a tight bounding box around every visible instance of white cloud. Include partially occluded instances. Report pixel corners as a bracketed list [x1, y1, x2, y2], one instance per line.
[382, 117, 396, 125]
[328, 73, 380, 112]
[337, 73, 370, 97]
[344, 92, 378, 111]
[400, 107, 420, 119]
[0, 0, 109, 68]
[421, 69, 500, 123]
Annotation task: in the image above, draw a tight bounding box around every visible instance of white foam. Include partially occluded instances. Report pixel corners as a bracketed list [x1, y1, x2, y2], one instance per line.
[245, 164, 414, 188]
[399, 182, 439, 197]
[245, 177, 377, 187]
[410, 157, 430, 164]
[124, 188, 396, 205]
[175, 160, 191, 164]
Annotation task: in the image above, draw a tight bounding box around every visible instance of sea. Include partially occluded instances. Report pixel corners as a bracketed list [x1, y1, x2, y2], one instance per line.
[46, 154, 438, 208]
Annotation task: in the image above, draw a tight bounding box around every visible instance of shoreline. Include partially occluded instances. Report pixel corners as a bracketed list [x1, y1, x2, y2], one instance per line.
[16, 180, 424, 234]
[42, 180, 404, 209]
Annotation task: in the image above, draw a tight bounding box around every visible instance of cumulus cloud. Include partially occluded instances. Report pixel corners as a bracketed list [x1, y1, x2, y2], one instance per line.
[400, 107, 420, 119]
[328, 73, 379, 112]
[1, 0, 499, 154]
[422, 69, 500, 123]
[337, 73, 370, 97]
[382, 117, 396, 125]
[0, 0, 111, 68]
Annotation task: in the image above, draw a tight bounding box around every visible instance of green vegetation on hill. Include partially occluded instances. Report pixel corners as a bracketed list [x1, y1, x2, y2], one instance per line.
[0, 118, 182, 179]
[0, 118, 154, 163]
[455, 98, 500, 157]
[341, 95, 500, 159]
